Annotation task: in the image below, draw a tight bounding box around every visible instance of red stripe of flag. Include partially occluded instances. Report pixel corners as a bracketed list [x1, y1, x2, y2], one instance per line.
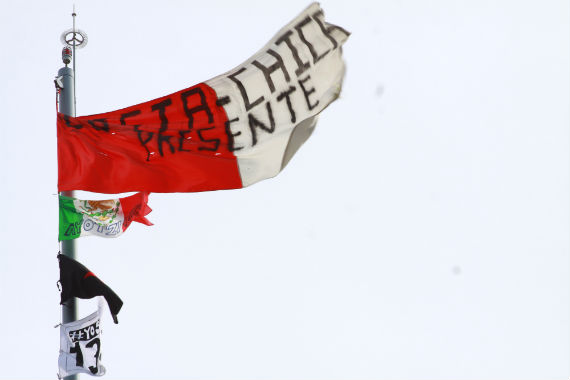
[120, 192, 153, 232]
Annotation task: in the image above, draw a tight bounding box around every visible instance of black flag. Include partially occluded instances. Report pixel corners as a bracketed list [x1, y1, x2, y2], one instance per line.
[58, 254, 123, 324]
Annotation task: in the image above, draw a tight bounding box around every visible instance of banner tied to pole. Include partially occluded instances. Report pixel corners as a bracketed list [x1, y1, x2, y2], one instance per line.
[57, 2, 350, 193]
[59, 192, 152, 240]
[58, 254, 123, 324]
[58, 300, 106, 378]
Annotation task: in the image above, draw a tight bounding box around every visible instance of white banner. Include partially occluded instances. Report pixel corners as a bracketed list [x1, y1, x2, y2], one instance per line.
[58, 301, 106, 378]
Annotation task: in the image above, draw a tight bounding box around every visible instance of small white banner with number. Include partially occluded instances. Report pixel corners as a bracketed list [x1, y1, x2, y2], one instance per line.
[58, 301, 106, 377]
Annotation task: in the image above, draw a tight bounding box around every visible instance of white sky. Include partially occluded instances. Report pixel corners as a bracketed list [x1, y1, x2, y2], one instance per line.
[0, 0, 569, 379]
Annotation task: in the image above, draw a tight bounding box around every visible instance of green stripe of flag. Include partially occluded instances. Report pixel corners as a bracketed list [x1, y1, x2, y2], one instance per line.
[59, 196, 83, 241]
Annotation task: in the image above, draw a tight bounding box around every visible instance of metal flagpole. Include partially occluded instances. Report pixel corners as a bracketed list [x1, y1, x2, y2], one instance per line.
[56, 7, 87, 379]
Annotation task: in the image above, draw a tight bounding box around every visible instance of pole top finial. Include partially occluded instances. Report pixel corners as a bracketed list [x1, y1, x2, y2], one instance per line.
[60, 29, 88, 49]
[60, 4, 87, 49]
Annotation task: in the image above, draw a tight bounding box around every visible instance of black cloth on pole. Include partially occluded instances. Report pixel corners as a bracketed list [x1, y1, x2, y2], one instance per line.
[58, 254, 123, 324]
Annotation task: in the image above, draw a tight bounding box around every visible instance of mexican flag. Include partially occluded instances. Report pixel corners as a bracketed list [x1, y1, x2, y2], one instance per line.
[59, 192, 152, 240]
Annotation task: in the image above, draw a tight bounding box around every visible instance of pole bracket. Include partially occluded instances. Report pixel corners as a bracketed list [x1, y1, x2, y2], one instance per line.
[54, 76, 64, 89]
